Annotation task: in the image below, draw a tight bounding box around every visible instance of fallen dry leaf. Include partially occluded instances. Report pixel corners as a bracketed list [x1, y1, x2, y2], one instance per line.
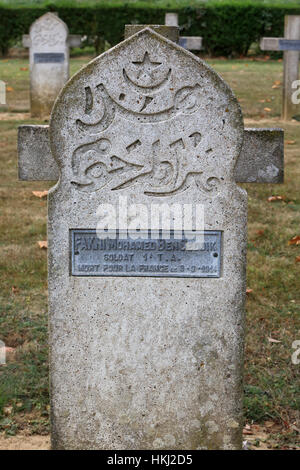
[286, 140, 296, 145]
[264, 107, 271, 112]
[256, 230, 265, 236]
[288, 236, 300, 246]
[243, 427, 253, 435]
[264, 421, 275, 428]
[272, 80, 281, 89]
[258, 99, 266, 103]
[11, 286, 19, 294]
[6, 86, 13, 92]
[32, 190, 48, 199]
[267, 195, 285, 202]
[20, 67, 28, 71]
[295, 256, 300, 263]
[268, 337, 281, 343]
[246, 288, 253, 294]
[37, 241, 48, 249]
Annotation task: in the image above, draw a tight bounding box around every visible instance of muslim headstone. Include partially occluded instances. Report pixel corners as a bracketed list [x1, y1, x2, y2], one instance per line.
[18, 25, 284, 450]
[165, 12, 203, 51]
[22, 12, 81, 117]
[260, 15, 300, 120]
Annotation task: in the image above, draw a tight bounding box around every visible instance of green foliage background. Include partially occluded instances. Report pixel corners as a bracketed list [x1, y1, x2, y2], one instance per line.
[1, 1, 300, 55]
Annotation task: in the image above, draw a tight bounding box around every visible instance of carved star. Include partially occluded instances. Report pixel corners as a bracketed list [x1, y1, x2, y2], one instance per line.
[132, 52, 162, 79]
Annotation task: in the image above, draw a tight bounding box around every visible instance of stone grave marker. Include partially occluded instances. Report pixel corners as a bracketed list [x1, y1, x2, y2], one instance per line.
[23, 12, 82, 118]
[18, 25, 284, 450]
[165, 12, 203, 51]
[0, 340, 5, 365]
[260, 15, 300, 120]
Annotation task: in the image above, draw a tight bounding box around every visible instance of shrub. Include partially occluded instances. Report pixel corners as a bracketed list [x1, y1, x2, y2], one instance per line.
[0, 1, 300, 56]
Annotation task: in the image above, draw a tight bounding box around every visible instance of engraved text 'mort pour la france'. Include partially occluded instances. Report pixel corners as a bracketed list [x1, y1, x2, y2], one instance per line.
[71, 230, 222, 278]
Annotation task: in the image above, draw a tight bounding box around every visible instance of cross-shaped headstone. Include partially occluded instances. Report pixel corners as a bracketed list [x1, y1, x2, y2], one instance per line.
[260, 15, 300, 120]
[165, 12, 203, 51]
[22, 12, 82, 118]
[18, 24, 284, 450]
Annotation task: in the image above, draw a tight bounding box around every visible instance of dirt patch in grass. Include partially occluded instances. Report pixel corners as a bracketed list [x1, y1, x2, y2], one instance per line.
[0, 433, 50, 450]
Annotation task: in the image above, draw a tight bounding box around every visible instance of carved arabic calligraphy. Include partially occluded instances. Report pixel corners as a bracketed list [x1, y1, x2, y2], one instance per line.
[71, 51, 221, 196]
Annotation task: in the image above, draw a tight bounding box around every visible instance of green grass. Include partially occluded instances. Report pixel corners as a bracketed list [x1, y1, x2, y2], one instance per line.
[0, 54, 299, 446]
[2, 56, 299, 119]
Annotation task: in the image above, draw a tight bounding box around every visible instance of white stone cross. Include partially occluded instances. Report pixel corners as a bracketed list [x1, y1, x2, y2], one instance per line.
[165, 12, 203, 51]
[18, 24, 284, 450]
[22, 12, 82, 118]
[260, 15, 300, 120]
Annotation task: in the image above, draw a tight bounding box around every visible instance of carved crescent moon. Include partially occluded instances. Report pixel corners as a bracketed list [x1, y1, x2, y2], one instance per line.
[122, 68, 172, 95]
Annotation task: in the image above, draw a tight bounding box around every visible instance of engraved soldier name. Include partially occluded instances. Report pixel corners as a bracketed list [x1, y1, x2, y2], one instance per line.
[71, 230, 221, 277]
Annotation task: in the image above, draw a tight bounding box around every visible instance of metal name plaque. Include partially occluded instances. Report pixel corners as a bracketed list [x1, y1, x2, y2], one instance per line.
[279, 39, 300, 51]
[34, 53, 65, 64]
[71, 230, 222, 278]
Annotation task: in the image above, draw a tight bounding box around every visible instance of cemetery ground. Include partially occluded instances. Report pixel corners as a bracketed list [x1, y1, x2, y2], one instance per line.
[0, 55, 299, 450]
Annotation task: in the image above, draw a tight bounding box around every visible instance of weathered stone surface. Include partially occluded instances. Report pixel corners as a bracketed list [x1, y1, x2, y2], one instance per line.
[22, 13, 81, 118]
[234, 129, 284, 183]
[18, 126, 284, 184]
[165, 13, 179, 27]
[18, 125, 59, 181]
[47, 26, 247, 450]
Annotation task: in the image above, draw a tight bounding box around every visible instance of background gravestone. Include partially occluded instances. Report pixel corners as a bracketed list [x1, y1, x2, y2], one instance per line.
[165, 12, 203, 51]
[23, 13, 81, 118]
[260, 15, 300, 120]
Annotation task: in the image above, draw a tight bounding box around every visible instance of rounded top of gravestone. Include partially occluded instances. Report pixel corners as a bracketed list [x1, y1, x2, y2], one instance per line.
[30, 12, 68, 47]
[50, 27, 243, 199]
